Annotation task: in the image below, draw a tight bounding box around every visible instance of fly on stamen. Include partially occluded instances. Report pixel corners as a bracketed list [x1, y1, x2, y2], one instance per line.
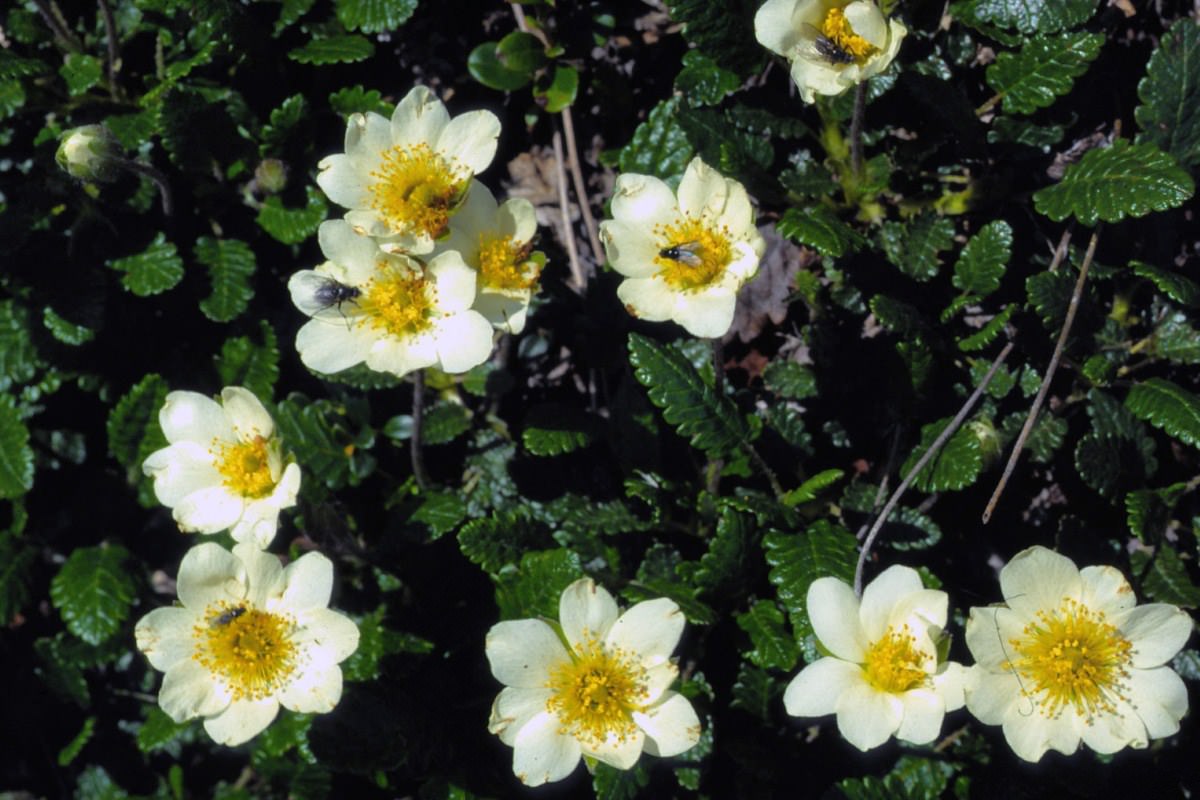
[213, 605, 247, 627]
[659, 241, 703, 267]
[799, 24, 856, 65]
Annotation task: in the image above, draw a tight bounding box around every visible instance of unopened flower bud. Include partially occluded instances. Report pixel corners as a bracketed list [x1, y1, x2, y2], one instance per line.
[56, 124, 120, 182]
[254, 158, 288, 195]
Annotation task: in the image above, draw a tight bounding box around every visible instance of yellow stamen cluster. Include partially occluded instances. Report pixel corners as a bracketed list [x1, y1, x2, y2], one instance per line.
[368, 143, 466, 239]
[862, 624, 928, 694]
[545, 634, 650, 748]
[477, 234, 539, 292]
[193, 601, 298, 702]
[653, 218, 733, 291]
[821, 7, 877, 62]
[1010, 598, 1133, 722]
[360, 263, 436, 337]
[214, 436, 276, 499]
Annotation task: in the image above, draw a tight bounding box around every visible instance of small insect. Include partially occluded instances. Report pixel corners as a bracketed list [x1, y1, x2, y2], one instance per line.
[291, 272, 362, 327]
[800, 24, 856, 65]
[658, 241, 704, 267]
[212, 605, 247, 627]
[312, 278, 361, 314]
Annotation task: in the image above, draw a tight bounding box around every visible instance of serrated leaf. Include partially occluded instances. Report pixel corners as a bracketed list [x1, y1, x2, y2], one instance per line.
[106, 373, 168, 475]
[273, 395, 359, 491]
[335, 0, 417, 34]
[137, 707, 193, 754]
[665, 0, 765, 77]
[0, 301, 39, 383]
[0, 396, 33, 500]
[108, 234, 184, 297]
[522, 403, 599, 456]
[1126, 377, 1200, 450]
[329, 85, 394, 117]
[458, 510, 549, 573]
[593, 762, 649, 800]
[737, 600, 799, 671]
[1024, 267, 1080, 328]
[870, 295, 927, 339]
[730, 660, 780, 721]
[781, 468, 844, 507]
[694, 507, 756, 597]
[288, 35, 375, 65]
[985, 33, 1102, 115]
[1154, 311, 1200, 365]
[195, 237, 256, 322]
[879, 213, 955, 282]
[0, 50, 46, 80]
[777, 206, 865, 258]
[763, 521, 857, 638]
[971, 0, 1098, 34]
[275, 0, 317, 33]
[1131, 261, 1200, 308]
[900, 417, 984, 493]
[1125, 484, 1186, 543]
[1135, 19, 1200, 170]
[104, 109, 159, 150]
[494, 548, 584, 621]
[958, 304, 1014, 352]
[838, 755, 954, 800]
[43, 307, 95, 346]
[618, 98, 693, 179]
[60, 53, 101, 96]
[780, 151, 837, 199]
[628, 333, 752, 455]
[953, 220, 1012, 296]
[840, 482, 944, 551]
[58, 716, 96, 767]
[49, 544, 136, 645]
[678, 105, 774, 177]
[408, 491, 467, 539]
[1132, 546, 1200, 608]
[341, 606, 432, 682]
[1034, 140, 1195, 225]
[986, 115, 1066, 147]
[259, 93, 306, 154]
[215, 321, 279, 400]
[675, 50, 740, 106]
[763, 360, 818, 400]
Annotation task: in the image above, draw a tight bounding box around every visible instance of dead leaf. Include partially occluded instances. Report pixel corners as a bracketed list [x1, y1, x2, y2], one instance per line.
[725, 224, 814, 343]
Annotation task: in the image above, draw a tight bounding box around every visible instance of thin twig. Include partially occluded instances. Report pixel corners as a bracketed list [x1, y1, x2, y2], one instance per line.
[552, 129, 586, 292]
[117, 159, 173, 216]
[855, 341, 1015, 595]
[982, 227, 1100, 524]
[32, 0, 82, 52]
[410, 370, 432, 491]
[849, 82, 867, 178]
[975, 93, 1002, 118]
[856, 425, 903, 541]
[98, 0, 121, 99]
[561, 107, 602, 270]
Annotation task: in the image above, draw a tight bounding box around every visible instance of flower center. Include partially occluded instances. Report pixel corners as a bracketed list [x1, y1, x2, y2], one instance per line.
[545, 635, 650, 748]
[359, 261, 437, 338]
[477, 234, 540, 292]
[821, 7, 877, 63]
[214, 436, 276, 499]
[367, 143, 467, 239]
[193, 602, 298, 702]
[862, 624, 928, 693]
[1009, 598, 1133, 721]
[653, 218, 733, 291]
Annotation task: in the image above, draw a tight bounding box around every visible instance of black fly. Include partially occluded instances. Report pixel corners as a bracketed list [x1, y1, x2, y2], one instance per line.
[658, 241, 703, 267]
[801, 24, 857, 65]
[312, 278, 361, 314]
[212, 605, 247, 627]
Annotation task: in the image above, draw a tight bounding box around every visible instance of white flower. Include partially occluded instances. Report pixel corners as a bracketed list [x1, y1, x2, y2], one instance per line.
[134, 542, 359, 746]
[755, 0, 906, 103]
[317, 85, 501, 254]
[599, 157, 765, 339]
[964, 545, 1192, 762]
[289, 220, 495, 378]
[433, 181, 544, 334]
[142, 387, 301, 549]
[485, 578, 702, 786]
[783, 565, 967, 751]
[56, 124, 119, 182]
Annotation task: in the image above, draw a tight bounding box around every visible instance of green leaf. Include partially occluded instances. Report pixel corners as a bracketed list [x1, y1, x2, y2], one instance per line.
[1154, 311, 1200, 365]
[275, 0, 317, 33]
[870, 295, 927, 339]
[534, 65, 579, 113]
[1125, 484, 1187, 543]
[0, 529, 36, 621]
[1135, 18, 1200, 170]
[878, 213, 956, 282]
[840, 482, 944, 551]
[104, 109, 159, 150]
[628, 333, 752, 455]
[1132, 546, 1200, 608]
[108, 234, 184, 297]
[0, 396, 34, 499]
[408, 491, 467, 539]
[195, 237, 256, 322]
[777, 206, 866, 258]
[736, 600, 799, 672]
[215, 321, 279, 400]
[593, 762, 649, 800]
[1034, 140, 1195, 226]
[43, 307, 95, 346]
[900, 417, 984, 493]
[675, 49, 740, 106]
[288, 35, 375, 65]
[957, 304, 1015, 352]
[341, 606, 432, 682]
[970, 0, 1098, 34]
[106, 373, 168, 478]
[953, 220, 1012, 297]
[1126, 378, 1200, 450]
[1025, 267, 1078, 328]
[60, 53, 102, 96]
[838, 755, 954, 800]
[782, 468, 844, 507]
[1131, 260, 1200, 308]
[458, 510, 549, 573]
[780, 151, 837, 199]
[666, 0, 767, 77]
[273, 395, 365, 493]
[763, 521, 857, 638]
[0, 301, 40, 383]
[329, 85, 394, 117]
[335, 0, 417, 33]
[259, 94, 306, 154]
[987, 115, 1066, 147]
[257, 187, 328, 245]
[763, 360, 818, 400]
[730, 660, 781, 721]
[49, 544, 136, 645]
[58, 716, 96, 766]
[494, 548, 583, 620]
[522, 403, 599, 456]
[0, 50, 46, 80]
[74, 765, 127, 800]
[985, 33, 1102, 115]
[694, 507, 757, 597]
[617, 98, 693, 179]
[136, 707, 194, 754]
[468, 39, 536, 92]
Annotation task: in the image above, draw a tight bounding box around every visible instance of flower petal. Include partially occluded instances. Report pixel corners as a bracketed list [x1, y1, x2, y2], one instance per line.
[610, 173, 677, 231]
[142, 442, 220, 506]
[1079, 564, 1137, 616]
[365, 332, 439, 377]
[173, 486, 244, 534]
[754, 0, 807, 58]
[295, 320, 373, 375]
[999, 546, 1082, 621]
[433, 312, 495, 374]
[391, 85, 449, 148]
[931, 661, 969, 713]
[277, 664, 343, 714]
[835, 684, 902, 751]
[604, 597, 685, 667]
[318, 219, 381, 276]
[276, 551, 333, 613]
[437, 110, 502, 175]
[160, 391, 234, 444]
[176, 542, 245, 610]
[135, 606, 196, 671]
[858, 564, 924, 642]
[1081, 707, 1147, 754]
[600, 219, 662, 278]
[512, 710, 582, 786]
[964, 668, 1022, 725]
[316, 152, 368, 210]
[642, 661, 679, 705]
[617, 277, 677, 323]
[670, 285, 738, 339]
[807, 577, 866, 662]
[676, 158, 730, 221]
[1125, 665, 1188, 739]
[843, 0, 888, 49]
[486, 619, 570, 688]
[587, 727, 646, 770]
[1116, 603, 1193, 668]
[489, 686, 553, 745]
[1000, 711, 1079, 763]
[895, 688, 945, 745]
[220, 387, 273, 440]
[963, 606, 1024, 669]
[159, 659, 229, 722]
[233, 543, 284, 608]
[297, 607, 361, 663]
[559, 578, 619, 651]
[784, 656, 863, 718]
[203, 697, 280, 746]
[636, 691, 701, 757]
